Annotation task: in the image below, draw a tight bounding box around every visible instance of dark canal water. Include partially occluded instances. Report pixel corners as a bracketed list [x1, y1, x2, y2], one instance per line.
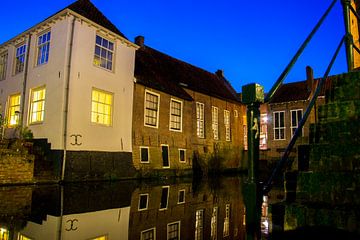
[1, 176, 276, 240]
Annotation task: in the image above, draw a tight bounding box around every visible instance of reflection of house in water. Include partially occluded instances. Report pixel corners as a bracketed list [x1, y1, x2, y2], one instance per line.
[129, 178, 246, 239]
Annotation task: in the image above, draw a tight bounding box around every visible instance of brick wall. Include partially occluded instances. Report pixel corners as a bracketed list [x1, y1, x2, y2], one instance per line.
[0, 149, 34, 184]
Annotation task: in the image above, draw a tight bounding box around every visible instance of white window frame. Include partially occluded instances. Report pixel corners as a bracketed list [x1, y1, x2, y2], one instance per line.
[94, 34, 115, 71]
[91, 88, 113, 126]
[159, 186, 170, 210]
[138, 193, 149, 211]
[178, 149, 186, 163]
[224, 110, 231, 141]
[36, 30, 51, 66]
[290, 109, 303, 137]
[169, 98, 183, 132]
[140, 146, 150, 163]
[0, 51, 8, 80]
[144, 90, 160, 128]
[178, 189, 185, 204]
[140, 227, 156, 240]
[29, 86, 46, 124]
[223, 204, 230, 237]
[196, 102, 205, 138]
[234, 109, 238, 117]
[273, 111, 286, 140]
[14, 43, 26, 75]
[167, 221, 181, 240]
[211, 207, 218, 240]
[212, 106, 219, 140]
[161, 144, 170, 168]
[195, 209, 204, 240]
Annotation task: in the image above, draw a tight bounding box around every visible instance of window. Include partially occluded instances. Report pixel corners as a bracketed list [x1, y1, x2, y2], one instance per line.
[7, 94, 21, 126]
[160, 186, 169, 210]
[224, 110, 231, 141]
[36, 31, 51, 65]
[243, 115, 248, 150]
[29, 87, 46, 124]
[196, 102, 204, 138]
[179, 149, 186, 163]
[274, 111, 285, 140]
[91, 89, 113, 126]
[234, 110, 238, 117]
[141, 228, 155, 240]
[260, 114, 268, 150]
[169, 99, 182, 131]
[223, 204, 230, 237]
[138, 194, 149, 211]
[211, 207, 218, 240]
[178, 189, 185, 204]
[0, 51, 8, 80]
[94, 35, 114, 71]
[195, 209, 204, 240]
[17, 234, 33, 240]
[212, 106, 219, 140]
[144, 91, 159, 127]
[140, 147, 149, 163]
[15, 44, 26, 74]
[161, 145, 170, 168]
[1, 228, 9, 240]
[291, 109, 303, 137]
[167, 221, 180, 240]
[89, 236, 107, 240]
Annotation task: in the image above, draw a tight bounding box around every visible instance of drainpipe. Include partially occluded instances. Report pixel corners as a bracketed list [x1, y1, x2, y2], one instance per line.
[342, 0, 354, 71]
[61, 16, 76, 181]
[21, 34, 32, 127]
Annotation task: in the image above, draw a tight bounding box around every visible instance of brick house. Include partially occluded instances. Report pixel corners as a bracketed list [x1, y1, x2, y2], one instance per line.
[133, 36, 246, 176]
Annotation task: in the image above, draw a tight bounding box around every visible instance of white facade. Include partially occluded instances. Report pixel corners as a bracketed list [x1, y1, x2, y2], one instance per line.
[0, 9, 137, 153]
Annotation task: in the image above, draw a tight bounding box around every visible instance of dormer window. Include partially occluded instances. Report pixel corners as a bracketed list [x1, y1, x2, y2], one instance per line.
[94, 35, 114, 71]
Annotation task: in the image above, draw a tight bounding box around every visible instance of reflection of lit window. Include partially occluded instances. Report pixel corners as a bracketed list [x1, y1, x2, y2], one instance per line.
[36, 31, 51, 65]
[1, 228, 9, 240]
[195, 209, 204, 240]
[179, 149, 186, 163]
[223, 204, 230, 237]
[138, 194, 149, 211]
[91, 89, 113, 126]
[167, 221, 180, 240]
[196, 102, 204, 138]
[290, 109, 303, 137]
[178, 189, 185, 204]
[224, 110, 231, 141]
[140, 147, 149, 163]
[29, 87, 46, 124]
[211, 207, 218, 240]
[94, 35, 114, 71]
[160, 186, 169, 210]
[274, 111, 285, 140]
[170, 99, 182, 131]
[7, 94, 21, 126]
[141, 228, 155, 240]
[15, 44, 27, 74]
[260, 114, 268, 150]
[89, 236, 107, 240]
[212, 106, 219, 140]
[243, 115, 248, 150]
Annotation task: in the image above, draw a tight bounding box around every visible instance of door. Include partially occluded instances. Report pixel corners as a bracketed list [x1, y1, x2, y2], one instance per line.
[161, 145, 170, 168]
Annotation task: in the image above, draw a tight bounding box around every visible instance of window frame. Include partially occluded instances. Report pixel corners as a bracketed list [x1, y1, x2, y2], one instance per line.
[36, 30, 51, 66]
[224, 110, 231, 141]
[159, 186, 170, 210]
[144, 90, 160, 128]
[169, 98, 183, 132]
[167, 221, 181, 240]
[195, 209, 204, 240]
[273, 111, 286, 140]
[7, 93, 21, 127]
[178, 149, 186, 163]
[223, 204, 230, 237]
[93, 34, 115, 71]
[140, 146, 150, 163]
[29, 86, 46, 124]
[178, 189, 185, 204]
[91, 88, 113, 126]
[0, 51, 8, 80]
[196, 102, 205, 138]
[14, 43, 27, 75]
[138, 193, 149, 211]
[290, 109, 303, 137]
[212, 106, 219, 140]
[140, 227, 156, 240]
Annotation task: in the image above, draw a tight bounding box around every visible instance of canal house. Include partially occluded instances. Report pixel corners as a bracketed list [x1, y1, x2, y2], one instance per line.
[0, 0, 138, 181]
[132, 36, 246, 176]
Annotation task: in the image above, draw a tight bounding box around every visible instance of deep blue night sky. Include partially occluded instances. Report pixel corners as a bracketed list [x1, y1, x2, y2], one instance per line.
[0, 0, 348, 92]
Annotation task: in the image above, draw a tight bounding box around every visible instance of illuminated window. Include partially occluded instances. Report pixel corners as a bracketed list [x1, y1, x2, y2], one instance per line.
[223, 204, 230, 237]
[260, 114, 268, 150]
[91, 89, 113, 126]
[211, 207, 218, 240]
[195, 209, 204, 240]
[212, 106, 218, 140]
[36, 31, 51, 65]
[144, 90, 159, 127]
[291, 109, 303, 137]
[160, 186, 169, 210]
[1, 228, 9, 240]
[167, 221, 180, 240]
[179, 149, 186, 163]
[17, 234, 33, 240]
[196, 102, 204, 138]
[0, 51, 8, 80]
[94, 35, 114, 71]
[15, 44, 26, 74]
[169, 99, 182, 131]
[234, 109, 238, 117]
[274, 111, 285, 140]
[7, 94, 21, 126]
[178, 189, 185, 204]
[29, 87, 46, 124]
[140, 147, 149, 163]
[141, 228, 155, 240]
[138, 194, 149, 211]
[243, 115, 248, 150]
[224, 110, 231, 141]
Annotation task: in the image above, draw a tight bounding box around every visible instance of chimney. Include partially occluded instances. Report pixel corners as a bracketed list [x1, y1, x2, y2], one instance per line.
[215, 69, 224, 78]
[306, 66, 314, 92]
[135, 36, 144, 47]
